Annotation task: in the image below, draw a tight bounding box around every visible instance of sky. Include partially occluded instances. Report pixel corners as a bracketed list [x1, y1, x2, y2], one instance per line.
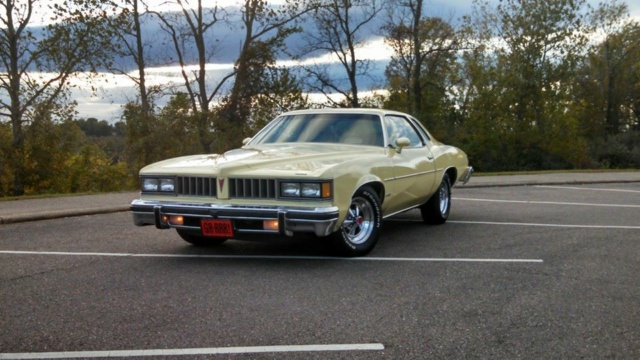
[7, 0, 640, 123]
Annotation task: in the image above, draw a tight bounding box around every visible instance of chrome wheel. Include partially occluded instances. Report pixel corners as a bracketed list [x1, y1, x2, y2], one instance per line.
[420, 173, 451, 224]
[342, 196, 376, 245]
[331, 186, 381, 257]
[438, 180, 451, 216]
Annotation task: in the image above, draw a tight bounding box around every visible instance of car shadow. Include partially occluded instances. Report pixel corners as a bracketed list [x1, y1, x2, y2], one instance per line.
[172, 233, 338, 258]
[158, 209, 455, 260]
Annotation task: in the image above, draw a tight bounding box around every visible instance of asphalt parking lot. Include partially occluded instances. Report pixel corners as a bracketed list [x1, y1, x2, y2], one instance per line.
[1, 182, 639, 359]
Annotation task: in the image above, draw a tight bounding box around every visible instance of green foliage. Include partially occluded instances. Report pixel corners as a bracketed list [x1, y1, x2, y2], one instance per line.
[0, 123, 12, 196]
[575, 5, 640, 136]
[452, 0, 595, 171]
[216, 48, 310, 151]
[0, 113, 132, 196]
[124, 93, 204, 179]
[1, 0, 128, 195]
[246, 67, 311, 133]
[589, 132, 640, 169]
[3, 0, 640, 198]
[75, 118, 117, 137]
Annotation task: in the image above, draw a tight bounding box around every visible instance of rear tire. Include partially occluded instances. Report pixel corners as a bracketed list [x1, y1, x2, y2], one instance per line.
[331, 186, 382, 257]
[420, 173, 451, 224]
[176, 229, 228, 246]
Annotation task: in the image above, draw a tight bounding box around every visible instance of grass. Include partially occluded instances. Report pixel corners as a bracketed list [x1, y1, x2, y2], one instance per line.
[1, 169, 638, 200]
[474, 169, 640, 177]
[0, 190, 137, 202]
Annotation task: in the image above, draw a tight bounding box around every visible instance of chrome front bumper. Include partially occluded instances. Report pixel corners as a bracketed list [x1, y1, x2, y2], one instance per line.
[459, 166, 474, 185]
[131, 199, 340, 237]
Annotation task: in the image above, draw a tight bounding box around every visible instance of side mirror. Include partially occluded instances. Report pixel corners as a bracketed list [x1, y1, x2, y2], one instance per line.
[395, 137, 411, 153]
[242, 137, 252, 146]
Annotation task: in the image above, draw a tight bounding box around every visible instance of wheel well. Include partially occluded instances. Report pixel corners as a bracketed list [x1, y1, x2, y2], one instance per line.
[445, 167, 457, 185]
[362, 181, 385, 203]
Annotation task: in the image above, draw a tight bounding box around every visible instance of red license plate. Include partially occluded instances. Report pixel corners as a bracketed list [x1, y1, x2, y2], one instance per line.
[201, 219, 233, 237]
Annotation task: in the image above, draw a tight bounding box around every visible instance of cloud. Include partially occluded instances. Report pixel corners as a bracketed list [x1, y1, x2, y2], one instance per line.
[10, 0, 638, 123]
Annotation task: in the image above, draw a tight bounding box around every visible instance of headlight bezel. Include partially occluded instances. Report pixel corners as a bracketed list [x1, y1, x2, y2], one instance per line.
[141, 176, 176, 194]
[278, 180, 333, 200]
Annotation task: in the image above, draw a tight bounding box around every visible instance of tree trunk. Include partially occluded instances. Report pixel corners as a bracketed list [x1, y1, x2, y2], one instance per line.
[133, 0, 150, 119]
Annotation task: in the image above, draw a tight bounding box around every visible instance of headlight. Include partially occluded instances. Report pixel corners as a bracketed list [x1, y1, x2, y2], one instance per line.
[141, 177, 175, 193]
[301, 183, 321, 197]
[280, 181, 332, 199]
[142, 178, 159, 192]
[281, 182, 300, 197]
[159, 178, 175, 192]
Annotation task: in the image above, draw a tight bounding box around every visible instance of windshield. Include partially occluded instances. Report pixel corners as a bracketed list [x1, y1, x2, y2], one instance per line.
[251, 113, 384, 147]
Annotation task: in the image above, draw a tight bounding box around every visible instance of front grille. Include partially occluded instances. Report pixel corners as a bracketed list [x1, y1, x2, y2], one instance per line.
[176, 176, 217, 197]
[229, 178, 277, 199]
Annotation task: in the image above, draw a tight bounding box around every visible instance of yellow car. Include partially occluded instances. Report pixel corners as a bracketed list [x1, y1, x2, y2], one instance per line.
[131, 109, 472, 256]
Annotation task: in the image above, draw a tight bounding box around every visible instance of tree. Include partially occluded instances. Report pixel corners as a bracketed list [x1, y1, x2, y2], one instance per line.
[383, 1, 463, 137]
[244, 67, 310, 133]
[582, 1, 640, 135]
[0, 0, 123, 195]
[11, 102, 130, 195]
[75, 117, 113, 137]
[110, 0, 157, 120]
[383, 1, 462, 118]
[569, 1, 640, 168]
[150, 0, 313, 153]
[459, 0, 591, 170]
[124, 92, 202, 177]
[149, 0, 227, 153]
[0, 121, 11, 195]
[214, 0, 315, 152]
[123, 99, 156, 175]
[301, 0, 384, 108]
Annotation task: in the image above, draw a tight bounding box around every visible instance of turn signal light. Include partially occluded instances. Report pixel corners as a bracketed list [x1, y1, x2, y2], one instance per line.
[263, 220, 279, 231]
[321, 182, 332, 198]
[169, 215, 184, 225]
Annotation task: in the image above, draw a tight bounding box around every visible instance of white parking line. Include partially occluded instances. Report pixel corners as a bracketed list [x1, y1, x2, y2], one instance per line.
[536, 185, 640, 193]
[448, 220, 640, 230]
[0, 343, 384, 359]
[453, 197, 640, 208]
[0, 250, 543, 263]
[387, 218, 640, 230]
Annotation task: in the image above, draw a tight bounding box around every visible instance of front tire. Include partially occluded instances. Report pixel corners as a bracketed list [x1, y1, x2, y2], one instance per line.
[331, 186, 382, 257]
[420, 173, 451, 224]
[176, 229, 228, 246]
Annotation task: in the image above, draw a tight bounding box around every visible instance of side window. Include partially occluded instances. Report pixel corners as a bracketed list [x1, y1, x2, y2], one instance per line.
[409, 117, 431, 142]
[384, 115, 424, 147]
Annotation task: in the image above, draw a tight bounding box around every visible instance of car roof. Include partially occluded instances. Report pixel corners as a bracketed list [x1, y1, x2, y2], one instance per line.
[279, 108, 412, 118]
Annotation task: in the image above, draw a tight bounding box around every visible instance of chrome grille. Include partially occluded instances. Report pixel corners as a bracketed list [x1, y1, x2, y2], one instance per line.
[176, 176, 217, 197]
[229, 178, 277, 199]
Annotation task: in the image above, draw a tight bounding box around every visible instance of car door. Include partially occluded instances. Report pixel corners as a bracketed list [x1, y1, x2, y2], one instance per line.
[382, 115, 437, 215]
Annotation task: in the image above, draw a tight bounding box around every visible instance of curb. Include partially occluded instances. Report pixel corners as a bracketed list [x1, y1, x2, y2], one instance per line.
[0, 206, 131, 225]
[458, 179, 640, 189]
[1, 177, 639, 224]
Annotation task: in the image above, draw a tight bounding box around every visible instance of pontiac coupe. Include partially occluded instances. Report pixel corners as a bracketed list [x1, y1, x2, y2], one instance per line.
[131, 108, 472, 256]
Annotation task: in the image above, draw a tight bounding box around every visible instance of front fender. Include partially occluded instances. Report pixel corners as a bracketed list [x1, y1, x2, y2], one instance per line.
[330, 172, 386, 231]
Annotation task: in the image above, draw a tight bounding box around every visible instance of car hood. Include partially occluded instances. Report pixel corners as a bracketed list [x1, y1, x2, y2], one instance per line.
[140, 143, 384, 177]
